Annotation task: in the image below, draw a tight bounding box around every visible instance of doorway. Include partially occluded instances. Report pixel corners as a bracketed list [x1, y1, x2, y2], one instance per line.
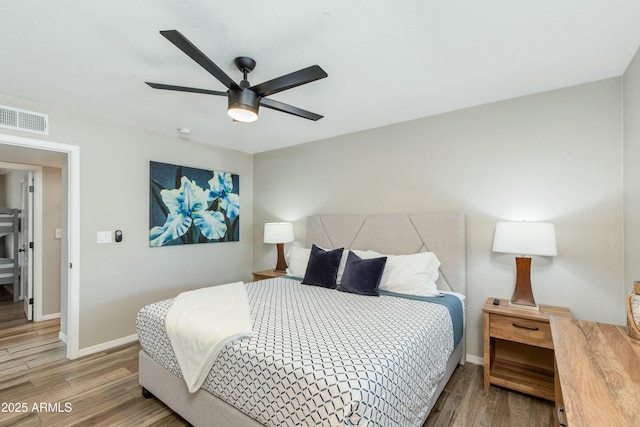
[0, 133, 80, 359]
[0, 163, 41, 322]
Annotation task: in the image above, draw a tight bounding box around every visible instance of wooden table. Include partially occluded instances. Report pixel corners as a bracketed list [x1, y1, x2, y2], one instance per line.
[550, 316, 640, 427]
[252, 269, 286, 281]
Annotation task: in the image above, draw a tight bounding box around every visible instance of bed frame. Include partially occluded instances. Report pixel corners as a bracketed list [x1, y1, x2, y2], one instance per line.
[139, 213, 466, 426]
[0, 208, 20, 301]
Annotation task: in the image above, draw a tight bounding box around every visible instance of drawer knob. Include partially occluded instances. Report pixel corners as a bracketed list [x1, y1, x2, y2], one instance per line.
[512, 322, 539, 331]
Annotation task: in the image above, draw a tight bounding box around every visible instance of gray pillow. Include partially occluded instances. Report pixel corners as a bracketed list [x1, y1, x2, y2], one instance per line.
[337, 251, 387, 296]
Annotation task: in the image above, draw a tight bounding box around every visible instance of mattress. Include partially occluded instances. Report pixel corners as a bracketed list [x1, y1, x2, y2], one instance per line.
[0, 258, 14, 279]
[0, 217, 16, 233]
[137, 277, 460, 426]
[0, 257, 14, 266]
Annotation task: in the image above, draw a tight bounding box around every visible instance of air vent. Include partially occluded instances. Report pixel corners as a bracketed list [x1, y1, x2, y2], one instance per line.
[0, 104, 49, 135]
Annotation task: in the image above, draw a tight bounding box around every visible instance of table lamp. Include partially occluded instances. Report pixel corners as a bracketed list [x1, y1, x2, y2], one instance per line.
[264, 222, 294, 272]
[492, 221, 557, 309]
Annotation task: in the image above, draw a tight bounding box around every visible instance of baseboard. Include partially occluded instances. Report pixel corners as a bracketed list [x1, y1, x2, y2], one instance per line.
[58, 331, 68, 344]
[77, 333, 139, 358]
[41, 312, 61, 321]
[465, 354, 483, 365]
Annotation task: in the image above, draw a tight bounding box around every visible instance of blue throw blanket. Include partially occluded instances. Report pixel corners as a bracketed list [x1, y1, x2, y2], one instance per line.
[378, 291, 464, 346]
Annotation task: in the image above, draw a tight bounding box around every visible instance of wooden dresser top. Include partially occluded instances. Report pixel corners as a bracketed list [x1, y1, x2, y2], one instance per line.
[550, 316, 640, 427]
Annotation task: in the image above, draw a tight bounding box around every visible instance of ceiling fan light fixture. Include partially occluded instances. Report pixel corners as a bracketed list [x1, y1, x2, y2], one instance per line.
[227, 106, 258, 123]
[227, 89, 259, 123]
[147, 31, 326, 122]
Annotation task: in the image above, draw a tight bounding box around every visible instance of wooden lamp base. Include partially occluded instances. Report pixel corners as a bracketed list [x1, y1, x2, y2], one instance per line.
[274, 242, 287, 272]
[509, 257, 539, 310]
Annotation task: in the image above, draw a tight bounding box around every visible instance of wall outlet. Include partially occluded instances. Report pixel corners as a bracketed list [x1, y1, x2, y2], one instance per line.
[97, 231, 112, 244]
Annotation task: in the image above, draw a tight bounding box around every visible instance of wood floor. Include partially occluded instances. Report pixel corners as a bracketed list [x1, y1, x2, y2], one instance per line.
[0, 295, 555, 426]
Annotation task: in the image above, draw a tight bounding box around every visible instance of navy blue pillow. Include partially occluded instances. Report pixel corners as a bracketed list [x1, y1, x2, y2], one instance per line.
[337, 251, 387, 296]
[301, 245, 344, 289]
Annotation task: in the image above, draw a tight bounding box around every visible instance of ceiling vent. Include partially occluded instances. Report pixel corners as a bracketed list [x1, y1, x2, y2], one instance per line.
[0, 104, 49, 135]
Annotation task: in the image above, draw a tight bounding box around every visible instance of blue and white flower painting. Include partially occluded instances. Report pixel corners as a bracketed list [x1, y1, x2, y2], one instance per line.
[149, 161, 240, 246]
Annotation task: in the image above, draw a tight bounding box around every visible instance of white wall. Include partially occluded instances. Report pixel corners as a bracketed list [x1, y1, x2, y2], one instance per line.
[0, 93, 254, 350]
[624, 46, 640, 293]
[253, 78, 624, 359]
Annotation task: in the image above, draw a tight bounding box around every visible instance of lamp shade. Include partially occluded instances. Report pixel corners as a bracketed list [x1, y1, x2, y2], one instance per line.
[263, 222, 294, 244]
[492, 222, 557, 257]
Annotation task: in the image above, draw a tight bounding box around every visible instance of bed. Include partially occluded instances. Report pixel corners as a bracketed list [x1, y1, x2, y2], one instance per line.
[137, 213, 466, 426]
[0, 208, 20, 301]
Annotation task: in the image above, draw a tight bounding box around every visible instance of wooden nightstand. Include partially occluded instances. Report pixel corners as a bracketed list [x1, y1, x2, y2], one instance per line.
[252, 269, 286, 282]
[483, 298, 572, 401]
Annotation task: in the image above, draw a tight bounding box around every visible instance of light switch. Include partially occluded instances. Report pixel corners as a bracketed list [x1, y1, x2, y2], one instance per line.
[97, 231, 112, 244]
[55, 229, 62, 239]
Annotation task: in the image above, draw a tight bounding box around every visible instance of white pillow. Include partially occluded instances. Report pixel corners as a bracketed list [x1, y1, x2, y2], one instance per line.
[285, 245, 311, 278]
[359, 250, 441, 297]
[336, 250, 349, 283]
[287, 244, 350, 282]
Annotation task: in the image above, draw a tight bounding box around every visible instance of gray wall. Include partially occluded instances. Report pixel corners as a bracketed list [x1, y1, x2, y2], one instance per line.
[0, 67, 633, 359]
[253, 77, 624, 359]
[0, 93, 254, 350]
[0, 175, 5, 206]
[624, 46, 640, 293]
[42, 166, 62, 316]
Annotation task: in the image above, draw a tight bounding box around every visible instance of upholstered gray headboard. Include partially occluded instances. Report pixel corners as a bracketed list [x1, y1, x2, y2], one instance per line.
[305, 214, 466, 295]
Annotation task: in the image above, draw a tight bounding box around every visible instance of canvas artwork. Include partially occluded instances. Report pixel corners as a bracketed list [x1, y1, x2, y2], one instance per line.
[149, 161, 240, 246]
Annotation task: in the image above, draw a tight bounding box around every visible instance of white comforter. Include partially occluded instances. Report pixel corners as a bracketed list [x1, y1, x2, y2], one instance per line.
[165, 281, 253, 392]
[138, 277, 455, 426]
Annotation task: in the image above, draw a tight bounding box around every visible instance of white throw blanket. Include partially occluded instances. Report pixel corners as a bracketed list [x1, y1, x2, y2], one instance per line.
[165, 281, 253, 392]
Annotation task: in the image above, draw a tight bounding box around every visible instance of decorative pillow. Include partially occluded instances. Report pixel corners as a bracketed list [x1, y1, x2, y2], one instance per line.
[337, 251, 387, 296]
[301, 245, 344, 288]
[359, 250, 441, 296]
[287, 244, 348, 280]
[285, 245, 311, 278]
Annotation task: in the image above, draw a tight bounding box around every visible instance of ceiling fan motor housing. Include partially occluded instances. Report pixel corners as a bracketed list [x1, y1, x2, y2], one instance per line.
[228, 88, 259, 117]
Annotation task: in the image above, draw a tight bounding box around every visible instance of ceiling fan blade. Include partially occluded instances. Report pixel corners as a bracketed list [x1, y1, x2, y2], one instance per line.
[159, 30, 239, 90]
[252, 65, 327, 97]
[260, 98, 323, 121]
[146, 82, 228, 97]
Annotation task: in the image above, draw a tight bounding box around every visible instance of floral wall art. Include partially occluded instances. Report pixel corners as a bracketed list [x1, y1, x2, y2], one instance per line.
[149, 161, 240, 247]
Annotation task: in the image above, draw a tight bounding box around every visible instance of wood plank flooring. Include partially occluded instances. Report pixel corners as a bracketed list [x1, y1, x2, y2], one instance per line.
[1, 297, 555, 426]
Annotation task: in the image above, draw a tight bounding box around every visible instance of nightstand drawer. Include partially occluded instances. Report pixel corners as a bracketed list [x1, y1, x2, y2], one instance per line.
[489, 314, 553, 349]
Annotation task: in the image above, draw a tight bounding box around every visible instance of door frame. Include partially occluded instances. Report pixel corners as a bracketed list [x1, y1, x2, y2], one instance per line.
[0, 133, 80, 359]
[20, 173, 33, 320]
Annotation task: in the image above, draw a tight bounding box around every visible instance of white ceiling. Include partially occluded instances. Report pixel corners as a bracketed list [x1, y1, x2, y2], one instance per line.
[1, 1, 639, 154]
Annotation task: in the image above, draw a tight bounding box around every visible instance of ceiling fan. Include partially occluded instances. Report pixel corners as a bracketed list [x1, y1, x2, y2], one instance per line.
[146, 30, 328, 123]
